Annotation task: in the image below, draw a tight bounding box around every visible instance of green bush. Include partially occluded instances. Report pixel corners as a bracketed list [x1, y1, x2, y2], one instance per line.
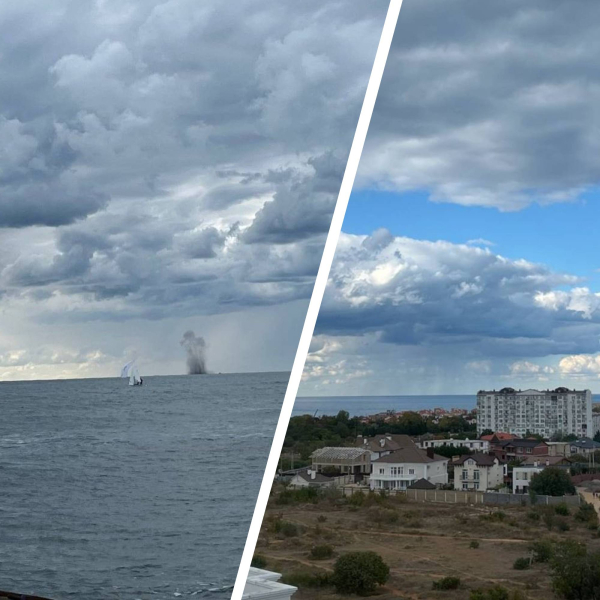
[480, 511, 506, 523]
[369, 507, 399, 524]
[555, 503, 570, 516]
[432, 576, 461, 590]
[529, 468, 575, 497]
[469, 586, 510, 600]
[529, 539, 554, 563]
[470, 540, 480, 549]
[332, 551, 390, 595]
[576, 502, 599, 525]
[251, 554, 267, 569]
[317, 515, 327, 523]
[274, 520, 300, 537]
[310, 544, 334, 560]
[527, 510, 541, 521]
[513, 557, 530, 570]
[276, 487, 320, 505]
[281, 569, 331, 589]
[556, 519, 570, 532]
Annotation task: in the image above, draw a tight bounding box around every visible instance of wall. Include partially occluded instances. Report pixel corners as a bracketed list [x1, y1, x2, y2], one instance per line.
[407, 488, 581, 506]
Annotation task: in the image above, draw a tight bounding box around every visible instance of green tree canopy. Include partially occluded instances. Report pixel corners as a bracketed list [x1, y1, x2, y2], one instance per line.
[332, 551, 390, 595]
[552, 540, 600, 600]
[529, 468, 575, 497]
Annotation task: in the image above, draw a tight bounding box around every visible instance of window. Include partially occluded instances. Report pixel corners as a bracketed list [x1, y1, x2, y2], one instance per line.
[462, 469, 468, 480]
[474, 482, 480, 490]
[462, 483, 469, 490]
[474, 470, 480, 480]
[526, 448, 532, 454]
[379, 468, 384, 475]
[408, 468, 415, 475]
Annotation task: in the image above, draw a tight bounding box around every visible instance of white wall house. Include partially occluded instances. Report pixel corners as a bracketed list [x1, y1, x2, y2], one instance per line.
[243, 568, 296, 600]
[419, 438, 490, 452]
[369, 446, 448, 491]
[512, 466, 543, 494]
[452, 454, 505, 491]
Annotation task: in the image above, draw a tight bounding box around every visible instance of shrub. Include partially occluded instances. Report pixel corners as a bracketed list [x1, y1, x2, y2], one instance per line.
[310, 544, 334, 560]
[480, 511, 506, 523]
[348, 490, 366, 507]
[529, 539, 554, 563]
[555, 503, 570, 516]
[317, 515, 327, 523]
[529, 468, 575, 497]
[527, 510, 541, 522]
[469, 586, 509, 600]
[513, 557, 530, 570]
[470, 540, 480, 549]
[274, 520, 300, 537]
[251, 554, 267, 569]
[576, 502, 599, 525]
[543, 512, 556, 531]
[332, 551, 390, 595]
[432, 576, 461, 590]
[556, 519, 570, 532]
[551, 540, 600, 600]
[369, 507, 399, 524]
[281, 569, 331, 589]
[276, 487, 320, 505]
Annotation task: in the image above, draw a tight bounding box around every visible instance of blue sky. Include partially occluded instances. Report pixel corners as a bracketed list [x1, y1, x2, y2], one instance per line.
[298, 0, 600, 396]
[344, 189, 600, 286]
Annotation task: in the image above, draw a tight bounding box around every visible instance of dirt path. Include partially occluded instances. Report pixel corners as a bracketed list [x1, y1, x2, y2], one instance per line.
[578, 487, 600, 515]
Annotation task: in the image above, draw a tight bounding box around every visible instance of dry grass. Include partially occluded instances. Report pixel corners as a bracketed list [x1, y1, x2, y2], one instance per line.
[256, 490, 600, 599]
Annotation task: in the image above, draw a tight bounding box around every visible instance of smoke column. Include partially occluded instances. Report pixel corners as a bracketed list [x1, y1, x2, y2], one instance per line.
[180, 330, 207, 374]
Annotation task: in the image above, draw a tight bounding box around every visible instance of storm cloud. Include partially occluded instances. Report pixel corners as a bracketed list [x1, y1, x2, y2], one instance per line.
[357, 0, 600, 211]
[0, 0, 388, 379]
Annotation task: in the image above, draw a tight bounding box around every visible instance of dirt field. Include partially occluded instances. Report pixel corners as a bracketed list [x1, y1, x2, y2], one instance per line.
[255, 488, 600, 599]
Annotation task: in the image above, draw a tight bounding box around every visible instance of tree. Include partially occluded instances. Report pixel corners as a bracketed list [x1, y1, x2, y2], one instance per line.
[480, 429, 494, 438]
[529, 468, 575, 497]
[551, 541, 600, 600]
[332, 552, 389, 595]
[594, 430, 600, 444]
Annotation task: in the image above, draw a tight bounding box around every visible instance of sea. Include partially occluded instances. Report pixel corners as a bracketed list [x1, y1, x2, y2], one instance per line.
[292, 394, 600, 417]
[292, 395, 476, 417]
[0, 372, 288, 600]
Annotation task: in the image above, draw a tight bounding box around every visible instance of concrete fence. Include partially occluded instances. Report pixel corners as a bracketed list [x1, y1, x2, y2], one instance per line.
[407, 488, 581, 506]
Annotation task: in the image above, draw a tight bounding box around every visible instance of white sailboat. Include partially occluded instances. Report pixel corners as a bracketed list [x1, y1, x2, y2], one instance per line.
[121, 360, 143, 386]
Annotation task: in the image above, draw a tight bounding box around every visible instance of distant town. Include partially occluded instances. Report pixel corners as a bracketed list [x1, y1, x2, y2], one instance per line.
[250, 387, 600, 600]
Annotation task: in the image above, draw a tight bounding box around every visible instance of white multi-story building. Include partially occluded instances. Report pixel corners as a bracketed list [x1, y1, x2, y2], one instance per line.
[476, 388, 592, 438]
[419, 438, 489, 453]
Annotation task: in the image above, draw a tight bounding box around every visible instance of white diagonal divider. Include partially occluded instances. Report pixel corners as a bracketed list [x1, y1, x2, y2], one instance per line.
[231, 2, 403, 597]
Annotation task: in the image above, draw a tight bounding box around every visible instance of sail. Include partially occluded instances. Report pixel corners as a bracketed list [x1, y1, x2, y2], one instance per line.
[121, 360, 134, 378]
[129, 364, 142, 386]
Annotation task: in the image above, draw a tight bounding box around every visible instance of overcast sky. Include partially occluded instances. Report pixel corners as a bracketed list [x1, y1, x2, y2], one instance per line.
[299, 0, 600, 396]
[0, 0, 389, 380]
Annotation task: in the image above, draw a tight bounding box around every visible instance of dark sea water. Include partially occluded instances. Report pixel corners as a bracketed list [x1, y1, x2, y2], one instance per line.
[292, 395, 476, 417]
[0, 372, 287, 600]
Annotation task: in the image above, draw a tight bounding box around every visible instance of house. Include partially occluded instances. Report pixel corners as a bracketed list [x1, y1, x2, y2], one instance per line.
[492, 439, 549, 461]
[452, 454, 505, 491]
[419, 438, 490, 453]
[512, 466, 543, 494]
[243, 568, 297, 600]
[288, 468, 350, 489]
[310, 447, 371, 482]
[355, 434, 414, 461]
[546, 442, 572, 457]
[511, 456, 573, 493]
[370, 445, 448, 491]
[480, 432, 516, 442]
[568, 438, 600, 456]
[408, 478, 437, 490]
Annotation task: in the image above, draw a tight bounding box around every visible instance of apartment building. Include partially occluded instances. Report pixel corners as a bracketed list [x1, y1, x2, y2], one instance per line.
[477, 387, 592, 438]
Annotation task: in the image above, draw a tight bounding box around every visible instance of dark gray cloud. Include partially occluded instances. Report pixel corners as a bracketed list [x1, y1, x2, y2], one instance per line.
[357, 0, 600, 210]
[300, 231, 600, 395]
[0, 0, 389, 379]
